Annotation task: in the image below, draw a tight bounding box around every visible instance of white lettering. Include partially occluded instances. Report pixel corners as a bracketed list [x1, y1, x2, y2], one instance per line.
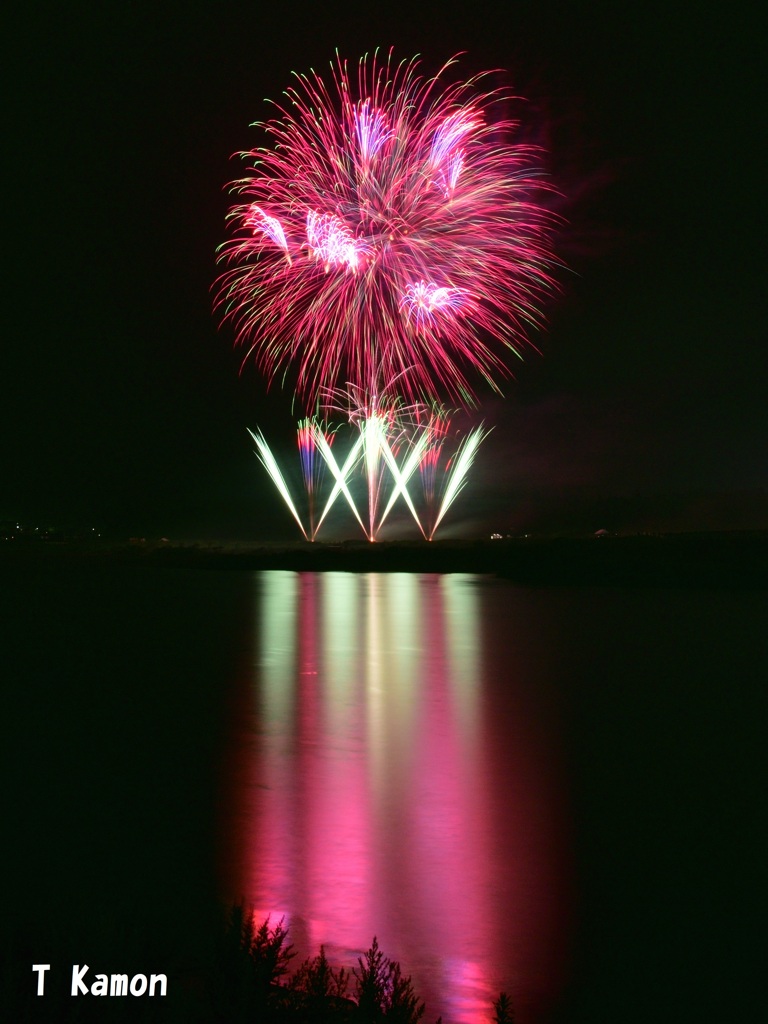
[130, 974, 148, 996]
[110, 974, 128, 996]
[91, 974, 108, 996]
[65, 965, 167, 997]
[149, 974, 168, 996]
[71, 964, 89, 996]
[32, 964, 50, 996]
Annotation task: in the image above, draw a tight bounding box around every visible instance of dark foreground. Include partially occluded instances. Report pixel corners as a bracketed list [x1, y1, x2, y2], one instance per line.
[2, 545, 765, 1022]
[4, 531, 767, 587]
[4, 905, 514, 1023]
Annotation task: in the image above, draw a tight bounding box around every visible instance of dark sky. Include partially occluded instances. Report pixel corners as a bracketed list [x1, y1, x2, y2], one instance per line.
[3, 2, 764, 539]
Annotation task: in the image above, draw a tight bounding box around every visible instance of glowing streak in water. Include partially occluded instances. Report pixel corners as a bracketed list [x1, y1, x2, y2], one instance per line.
[248, 428, 308, 540]
[430, 426, 490, 539]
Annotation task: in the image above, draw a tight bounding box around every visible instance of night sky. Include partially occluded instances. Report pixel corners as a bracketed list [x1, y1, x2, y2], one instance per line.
[3, 2, 764, 540]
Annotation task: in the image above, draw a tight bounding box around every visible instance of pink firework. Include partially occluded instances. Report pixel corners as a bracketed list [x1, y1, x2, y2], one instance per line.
[215, 50, 560, 411]
[297, 416, 336, 540]
[419, 405, 452, 506]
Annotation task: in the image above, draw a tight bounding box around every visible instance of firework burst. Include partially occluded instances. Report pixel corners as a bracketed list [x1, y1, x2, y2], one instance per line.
[217, 52, 563, 539]
[216, 50, 560, 412]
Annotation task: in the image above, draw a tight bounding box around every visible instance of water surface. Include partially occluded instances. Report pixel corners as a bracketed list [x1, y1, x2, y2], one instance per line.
[219, 572, 571, 1022]
[3, 562, 765, 1022]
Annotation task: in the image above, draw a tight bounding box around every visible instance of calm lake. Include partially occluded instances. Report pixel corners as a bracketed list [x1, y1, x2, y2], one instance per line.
[3, 563, 765, 1022]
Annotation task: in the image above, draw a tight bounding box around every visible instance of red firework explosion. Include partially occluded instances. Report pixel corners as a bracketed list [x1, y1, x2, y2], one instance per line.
[215, 50, 561, 412]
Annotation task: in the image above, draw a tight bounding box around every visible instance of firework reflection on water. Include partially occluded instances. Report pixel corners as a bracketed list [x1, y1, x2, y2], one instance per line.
[220, 572, 571, 1023]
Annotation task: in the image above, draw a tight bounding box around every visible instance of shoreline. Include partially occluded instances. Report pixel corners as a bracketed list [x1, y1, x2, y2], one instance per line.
[3, 531, 767, 588]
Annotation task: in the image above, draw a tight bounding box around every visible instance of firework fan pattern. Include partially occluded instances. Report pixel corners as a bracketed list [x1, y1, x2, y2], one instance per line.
[215, 51, 561, 538]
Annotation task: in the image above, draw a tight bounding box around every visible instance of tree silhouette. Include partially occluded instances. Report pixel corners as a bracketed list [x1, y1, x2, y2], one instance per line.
[493, 991, 516, 1024]
[353, 936, 425, 1022]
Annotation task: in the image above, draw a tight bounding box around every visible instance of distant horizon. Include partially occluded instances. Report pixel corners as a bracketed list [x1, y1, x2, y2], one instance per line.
[4, 485, 766, 545]
[4, 516, 767, 547]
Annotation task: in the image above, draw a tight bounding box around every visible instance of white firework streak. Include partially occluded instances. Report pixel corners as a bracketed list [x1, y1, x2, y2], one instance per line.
[431, 426, 491, 539]
[248, 428, 308, 540]
[313, 427, 367, 535]
[361, 416, 388, 541]
[368, 421, 426, 536]
[377, 428, 429, 535]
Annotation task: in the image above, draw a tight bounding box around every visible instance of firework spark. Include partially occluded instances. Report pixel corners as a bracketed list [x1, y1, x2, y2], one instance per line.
[297, 417, 337, 539]
[430, 425, 490, 539]
[377, 427, 430, 536]
[216, 50, 559, 412]
[418, 406, 452, 533]
[248, 428, 308, 540]
[313, 427, 367, 537]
